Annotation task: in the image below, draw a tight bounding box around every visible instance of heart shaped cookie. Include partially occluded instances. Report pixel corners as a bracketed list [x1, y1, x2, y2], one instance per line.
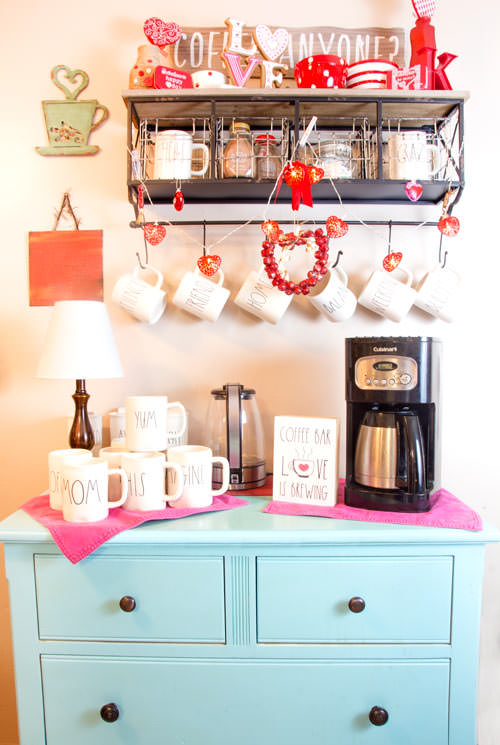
[144, 17, 182, 48]
[254, 24, 289, 61]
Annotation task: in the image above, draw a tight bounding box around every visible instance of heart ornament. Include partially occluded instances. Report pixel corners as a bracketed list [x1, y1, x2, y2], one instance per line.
[144, 17, 182, 48]
[51, 65, 89, 101]
[254, 24, 289, 61]
[144, 223, 167, 245]
[383, 252, 403, 272]
[405, 180, 423, 202]
[438, 215, 460, 237]
[411, 0, 436, 19]
[326, 216, 349, 238]
[197, 254, 222, 277]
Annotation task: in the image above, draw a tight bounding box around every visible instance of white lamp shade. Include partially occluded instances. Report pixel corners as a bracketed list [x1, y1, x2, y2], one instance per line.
[37, 301, 124, 379]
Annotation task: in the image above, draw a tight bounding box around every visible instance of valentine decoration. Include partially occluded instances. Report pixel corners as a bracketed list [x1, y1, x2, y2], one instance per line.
[173, 190, 185, 211]
[409, 0, 457, 89]
[326, 216, 349, 238]
[274, 161, 316, 211]
[295, 54, 348, 89]
[308, 165, 324, 184]
[129, 45, 163, 89]
[153, 66, 193, 89]
[253, 25, 289, 61]
[144, 223, 167, 246]
[29, 193, 103, 306]
[219, 18, 289, 89]
[36, 66, 109, 156]
[383, 252, 403, 272]
[272, 415, 339, 507]
[438, 215, 460, 237]
[386, 64, 430, 90]
[261, 227, 329, 295]
[220, 51, 261, 88]
[405, 180, 423, 201]
[144, 17, 182, 68]
[261, 220, 280, 241]
[197, 254, 222, 277]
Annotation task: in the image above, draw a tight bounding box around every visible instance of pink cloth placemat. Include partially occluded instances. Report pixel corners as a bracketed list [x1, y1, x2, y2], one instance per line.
[22, 493, 250, 564]
[263, 480, 482, 531]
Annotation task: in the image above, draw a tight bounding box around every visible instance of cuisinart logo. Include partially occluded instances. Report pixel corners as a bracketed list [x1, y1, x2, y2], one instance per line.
[373, 346, 397, 352]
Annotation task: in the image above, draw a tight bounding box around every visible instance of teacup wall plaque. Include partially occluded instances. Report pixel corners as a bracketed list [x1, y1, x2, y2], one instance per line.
[36, 65, 109, 156]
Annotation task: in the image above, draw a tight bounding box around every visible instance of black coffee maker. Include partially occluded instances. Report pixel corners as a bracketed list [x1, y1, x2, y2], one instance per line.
[345, 337, 441, 512]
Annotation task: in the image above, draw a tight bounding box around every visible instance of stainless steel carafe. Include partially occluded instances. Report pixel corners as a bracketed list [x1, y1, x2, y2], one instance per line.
[205, 384, 266, 490]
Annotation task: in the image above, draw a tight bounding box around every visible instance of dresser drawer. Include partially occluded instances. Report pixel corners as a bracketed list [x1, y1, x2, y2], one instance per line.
[41, 655, 449, 745]
[34, 554, 225, 642]
[257, 556, 452, 643]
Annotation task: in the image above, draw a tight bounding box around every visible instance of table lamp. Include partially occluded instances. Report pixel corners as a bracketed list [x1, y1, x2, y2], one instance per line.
[37, 300, 124, 450]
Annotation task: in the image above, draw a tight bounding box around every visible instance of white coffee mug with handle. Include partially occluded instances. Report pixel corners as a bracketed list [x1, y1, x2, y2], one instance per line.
[173, 268, 230, 322]
[121, 452, 183, 511]
[234, 266, 293, 324]
[48, 448, 92, 510]
[358, 266, 417, 322]
[307, 265, 357, 322]
[61, 457, 128, 522]
[153, 130, 210, 180]
[387, 131, 440, 180]
[166, 445, 230, 508]
[112, 264, 166, 324]
[414, 263, 461, 322]
[125, 395, 187, 452]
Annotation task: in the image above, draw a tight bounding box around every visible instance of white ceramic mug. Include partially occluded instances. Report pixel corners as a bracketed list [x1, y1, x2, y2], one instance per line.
[48, 448, 92, 510]
[166, 445, 230, 508]
[112, 264, 166, 325]
[153, 130, 210, 180]
[125, 395, 187, 452]
[121, 452, 183, 511]
[61, 457, 128, 523]
[192, 69, 227, 88]
[109, 407, 126, 442]
[358, 267, 417, 322]
[234, 267, 293, 324]
[173, 268, 230, 322]
[307, 266, 357, 322]
[387, 131, 440, 180]
[414, 264, 461, 322]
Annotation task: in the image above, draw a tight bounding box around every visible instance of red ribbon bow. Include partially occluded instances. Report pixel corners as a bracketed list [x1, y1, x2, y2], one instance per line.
[275, 161, 313, 211]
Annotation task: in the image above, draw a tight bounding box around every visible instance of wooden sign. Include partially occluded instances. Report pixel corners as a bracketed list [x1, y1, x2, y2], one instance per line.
[169, 26, 406, 79]
[273, 415, 339, 507]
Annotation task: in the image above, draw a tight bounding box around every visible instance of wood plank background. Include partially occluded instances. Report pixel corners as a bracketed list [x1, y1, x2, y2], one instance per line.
[169, 26, 407, 79]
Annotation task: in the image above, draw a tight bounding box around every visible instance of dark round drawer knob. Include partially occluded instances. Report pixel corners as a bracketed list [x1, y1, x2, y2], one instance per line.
[369, 706, 389, 726]
[100, 703, 119, 722]
[119, 595, 136, 612]
[348, 596, 365, 613]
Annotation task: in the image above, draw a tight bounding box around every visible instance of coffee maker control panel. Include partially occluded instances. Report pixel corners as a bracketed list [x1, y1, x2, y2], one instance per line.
[355, 355, 418, 391]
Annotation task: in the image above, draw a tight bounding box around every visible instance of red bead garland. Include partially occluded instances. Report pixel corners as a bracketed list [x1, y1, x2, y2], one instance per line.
[261, 227, 330, 295]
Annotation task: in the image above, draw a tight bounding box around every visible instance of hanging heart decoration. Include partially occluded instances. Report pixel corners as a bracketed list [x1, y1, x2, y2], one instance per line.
[144, 17, 182, 48]
[326, 216, 349, 238]
[438, 215, 460, 236]
[383, 252, 403, 272]
[411, 0, 436, 19]
[405, 180, 423, 202]
[197, 254, 222, 277]
[173, 190, 184, 211]
[144, 223, 167, 245]
[261, 226, 329, 295]
[277, 161, 313, 210]
[254, 24, 289, 61]
[308, 165, 324, 184]
[261, 220, 280, 241]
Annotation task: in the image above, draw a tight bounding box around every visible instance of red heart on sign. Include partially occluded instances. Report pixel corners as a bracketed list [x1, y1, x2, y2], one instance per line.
[383, 252, 403, 272]
[326, 216, 348, 238]
[144, 223, 166, 245]
[438, 215, 460, 237]
[298, 463, 309, 472]
[197, 254, 222, 277]
[144, 17, 182, 48]
[411, 0, 436, 19]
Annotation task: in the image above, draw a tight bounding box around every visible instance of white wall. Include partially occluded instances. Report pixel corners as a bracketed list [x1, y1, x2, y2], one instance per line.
[1, 0, 499, 743]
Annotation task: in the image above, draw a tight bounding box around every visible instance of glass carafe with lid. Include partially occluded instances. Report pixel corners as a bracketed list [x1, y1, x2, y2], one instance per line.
[205, 383, 266, 490]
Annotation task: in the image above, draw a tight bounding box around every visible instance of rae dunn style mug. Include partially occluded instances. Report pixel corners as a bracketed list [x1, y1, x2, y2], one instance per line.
[166, 445, 230, 508]
[121, 452, 184, 511]
[153, 130, 210, 180]
[235, 267, 293, 324]
[307, 266, 357, 322]
[358, 267, 417, 322]
[387, 131, 440, 180]
[173, 267, 230, 322]
[125, 395, 187, 452]
[99, 446, 131, 501]
[112, 264, 167, 325]
[48, 448, 92, 510]
[414, 264, 461, 322]
[61, 457, 128, 523]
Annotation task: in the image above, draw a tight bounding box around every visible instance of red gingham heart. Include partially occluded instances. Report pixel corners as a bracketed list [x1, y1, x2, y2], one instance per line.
[411, 0, 436, 19]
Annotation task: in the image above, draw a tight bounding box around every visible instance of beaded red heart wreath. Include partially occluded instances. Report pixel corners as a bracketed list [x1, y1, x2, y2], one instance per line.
[261, 223, 329, 295]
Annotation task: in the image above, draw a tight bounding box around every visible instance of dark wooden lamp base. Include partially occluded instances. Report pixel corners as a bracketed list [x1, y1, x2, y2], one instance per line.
[69, 379, 95, 450]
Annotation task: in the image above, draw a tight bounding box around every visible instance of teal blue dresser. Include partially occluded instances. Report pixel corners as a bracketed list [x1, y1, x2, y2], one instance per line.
[0, 498, 497, 745]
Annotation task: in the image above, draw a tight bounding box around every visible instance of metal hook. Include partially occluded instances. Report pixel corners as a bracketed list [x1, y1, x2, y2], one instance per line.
[387, 220, 393, 254]
[202, 220, 207, 256]
[438, 234, 448, 268]
[136, 230, 149, 269]
[331, 250, 343, 269]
